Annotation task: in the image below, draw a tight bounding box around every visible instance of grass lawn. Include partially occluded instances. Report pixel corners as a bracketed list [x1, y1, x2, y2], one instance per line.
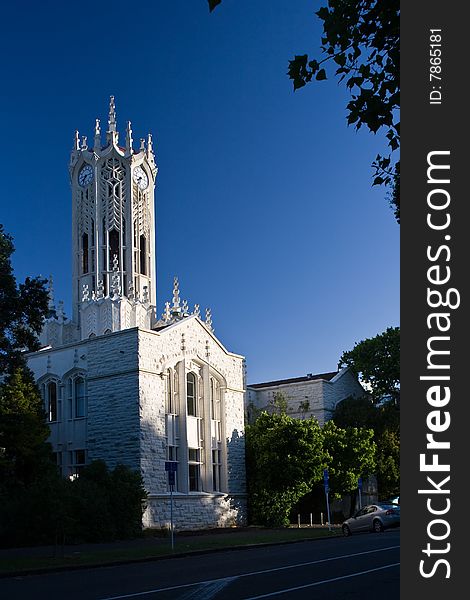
[0, 527, 340, 576]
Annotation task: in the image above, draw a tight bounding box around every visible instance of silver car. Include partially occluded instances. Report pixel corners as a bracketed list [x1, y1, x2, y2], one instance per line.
[341, 503, 400, 536]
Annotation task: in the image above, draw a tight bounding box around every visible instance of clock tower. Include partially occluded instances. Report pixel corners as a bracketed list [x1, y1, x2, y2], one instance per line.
[67, 97, 158, 338]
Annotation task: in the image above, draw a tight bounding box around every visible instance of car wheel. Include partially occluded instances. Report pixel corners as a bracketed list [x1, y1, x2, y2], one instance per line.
[373, 519, 383, 533]
[342, 525, 351, 537]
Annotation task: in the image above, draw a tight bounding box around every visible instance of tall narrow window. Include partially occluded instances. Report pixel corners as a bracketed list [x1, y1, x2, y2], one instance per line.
[74, 377, 86, 418]
[139, 235, 147, 275]
[212, 449, 222, 492]
[47, 381, 58, 422]
[109, 228, 119, 267]
[188, 448, 201, 491]
[82, 233, 89, 274]
[187, 373, 197, 416]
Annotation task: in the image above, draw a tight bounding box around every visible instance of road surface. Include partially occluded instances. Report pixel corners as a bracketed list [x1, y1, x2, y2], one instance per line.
[0, 529, 400, 599]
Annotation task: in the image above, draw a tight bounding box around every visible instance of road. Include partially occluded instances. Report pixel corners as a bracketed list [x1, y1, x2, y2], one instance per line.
[0, 529, 399, 599]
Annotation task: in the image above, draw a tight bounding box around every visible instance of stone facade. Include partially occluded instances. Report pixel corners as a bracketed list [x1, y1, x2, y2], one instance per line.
[28, 319, 247, 530]
[246, 368, 364, 425]
[28, 98, 247, 530]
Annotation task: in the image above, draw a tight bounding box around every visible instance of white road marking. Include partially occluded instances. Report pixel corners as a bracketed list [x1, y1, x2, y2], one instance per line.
[97, 545, 400, 600]
[242, 562, 400, 599]
[177, 578, 237, 599]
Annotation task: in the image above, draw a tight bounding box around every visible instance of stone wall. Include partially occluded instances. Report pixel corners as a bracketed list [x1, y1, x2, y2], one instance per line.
[143, 493, 247, 530]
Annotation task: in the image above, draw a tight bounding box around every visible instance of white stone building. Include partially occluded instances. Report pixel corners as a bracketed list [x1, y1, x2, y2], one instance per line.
[246, 368, 365, 425]
[27, 98, 247, 530]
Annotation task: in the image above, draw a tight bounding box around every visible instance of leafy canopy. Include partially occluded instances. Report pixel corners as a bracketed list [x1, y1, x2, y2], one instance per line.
[246, 412, 326, 526]
[322, 420, 376, 498]
[338, 326, 400, 403]
[0, 224, 49, 374]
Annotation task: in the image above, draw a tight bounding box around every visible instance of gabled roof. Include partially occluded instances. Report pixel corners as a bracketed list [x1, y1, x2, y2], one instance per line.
[248, 371, 338, 389]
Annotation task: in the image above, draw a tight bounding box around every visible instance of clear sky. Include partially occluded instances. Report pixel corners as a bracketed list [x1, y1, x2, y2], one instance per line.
[0, 1, 399, 384]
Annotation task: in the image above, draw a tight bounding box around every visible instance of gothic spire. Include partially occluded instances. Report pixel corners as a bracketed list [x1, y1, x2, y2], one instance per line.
[126, 121, 133, 154]
[171, 276, 181, 310]
[106, 96, 118, 145]
[94, 119, 101, 150]
[47, 275, 55, 312]
[108, 95, 117, 132]
[147, 133, 153, 155]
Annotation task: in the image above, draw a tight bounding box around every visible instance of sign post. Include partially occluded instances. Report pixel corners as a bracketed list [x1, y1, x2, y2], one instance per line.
[165, 461, 178, 550]
[323, 468, 331, 531]
[358, 476, 363, 510]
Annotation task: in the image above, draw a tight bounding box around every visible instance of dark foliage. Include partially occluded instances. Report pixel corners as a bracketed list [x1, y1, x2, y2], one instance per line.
[0, 225, 49, 375]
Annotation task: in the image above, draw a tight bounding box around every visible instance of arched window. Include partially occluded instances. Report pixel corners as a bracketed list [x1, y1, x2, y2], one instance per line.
[47, 381, 58, 422]
[210, 378, 221, 421]
[166, 370, 176, 414]
[66, 374, 87, 419]
[187, 372, 197, 416]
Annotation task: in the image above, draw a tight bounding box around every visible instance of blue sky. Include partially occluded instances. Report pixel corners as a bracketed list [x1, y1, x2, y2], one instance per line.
[0, 0, 399, 384]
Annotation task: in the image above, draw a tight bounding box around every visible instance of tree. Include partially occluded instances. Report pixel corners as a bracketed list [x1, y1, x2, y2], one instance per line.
[268, 391, 288, 414]
[338, 326, 400, 404]
[0, 226, 51, 488]
[208, 1, 400, 221]
[0, 224, 49, 374]
[0, 368, 54, 490]
[322, 420, 376, 498]
[245, 412, 326, 526]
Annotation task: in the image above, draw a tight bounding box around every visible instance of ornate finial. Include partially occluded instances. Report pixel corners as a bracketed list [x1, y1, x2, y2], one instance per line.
[147, 133, 153, 154]
[108, 95, 117, 132]
[205, 308, 213, 332]
[82, 284, 90, 302]
[142, 286, 149, 304]
[182, 299, 189, 315]
[172, 277, 181, 310]
[96, 279, 104, 299]
[94, 119, 101, 150]
[193, 303, 201, 318]
[74, 130, 80, 151]
[81, 135, 88, 150]
[57, 300, 65, 323]
[47, 275, 55, 310]
[126, 121, 133, 154]
[140, 138, 145, 151]
[127, 281, 135, 301]
[163, 301, 171, 322]
[111, 254, 121, 298]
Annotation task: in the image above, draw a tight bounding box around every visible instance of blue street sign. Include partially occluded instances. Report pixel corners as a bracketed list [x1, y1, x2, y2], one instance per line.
[165, 461, 178, 473]
[323, 469, 329, 493]
[358, 477, 363, 491]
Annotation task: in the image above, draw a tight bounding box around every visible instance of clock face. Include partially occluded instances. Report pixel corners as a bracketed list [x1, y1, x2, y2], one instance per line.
[78, 164, 94, 187]
[133, 166, 149, 190]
